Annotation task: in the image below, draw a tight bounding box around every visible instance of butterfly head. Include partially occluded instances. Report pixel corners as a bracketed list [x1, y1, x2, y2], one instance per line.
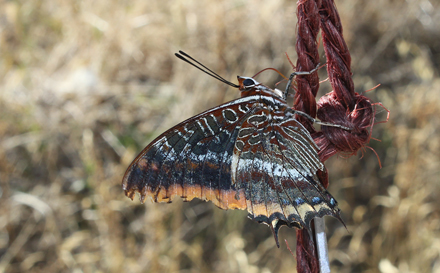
[237, 76, 263, 98]
[237, 76, 260, 90]
[237, 76, 282, 100]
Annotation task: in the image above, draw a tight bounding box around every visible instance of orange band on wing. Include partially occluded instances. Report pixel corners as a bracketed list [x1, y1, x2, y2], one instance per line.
[126, 184, 248, 211]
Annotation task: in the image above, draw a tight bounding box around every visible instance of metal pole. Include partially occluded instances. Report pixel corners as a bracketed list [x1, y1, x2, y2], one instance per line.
[314, 217, 330, 273]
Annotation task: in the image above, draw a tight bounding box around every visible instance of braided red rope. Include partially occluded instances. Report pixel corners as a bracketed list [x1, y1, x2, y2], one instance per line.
[315, 0, 373, 162]
[293, 0, 322, 133]
[293, 0, 375, 272]
[293, 1, 322, 272]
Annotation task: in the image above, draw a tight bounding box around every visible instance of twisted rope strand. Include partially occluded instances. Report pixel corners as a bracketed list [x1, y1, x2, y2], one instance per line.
[294, 0, 376, 272]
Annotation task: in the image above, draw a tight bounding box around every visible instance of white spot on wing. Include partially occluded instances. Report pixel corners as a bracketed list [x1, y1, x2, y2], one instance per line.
[230, 153, 239, 185]
[201, 117, 215, 136]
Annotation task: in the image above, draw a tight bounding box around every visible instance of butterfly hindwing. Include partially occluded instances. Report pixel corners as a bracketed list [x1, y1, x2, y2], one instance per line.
[232, 108, 340, 243]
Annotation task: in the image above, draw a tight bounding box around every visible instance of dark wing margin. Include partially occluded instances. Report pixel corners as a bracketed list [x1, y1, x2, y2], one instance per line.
[122, 98, 258, 211]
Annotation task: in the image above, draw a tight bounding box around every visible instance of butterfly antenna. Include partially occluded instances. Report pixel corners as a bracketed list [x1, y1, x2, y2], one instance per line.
[175, 51, 239, 88]
[178, 51, 226, 80]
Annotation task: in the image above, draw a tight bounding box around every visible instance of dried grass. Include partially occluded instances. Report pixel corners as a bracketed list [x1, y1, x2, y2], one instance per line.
[1, 0, 439, 272]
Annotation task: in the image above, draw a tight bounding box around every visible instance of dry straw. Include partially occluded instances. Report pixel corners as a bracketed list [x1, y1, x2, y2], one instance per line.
[1, 0, 439, 272]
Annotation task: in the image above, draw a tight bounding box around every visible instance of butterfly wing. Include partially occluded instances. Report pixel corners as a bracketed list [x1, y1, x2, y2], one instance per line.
[123, 97, 259, 210]
[123, 94, 341, 246]
[230, 106, 340, 245]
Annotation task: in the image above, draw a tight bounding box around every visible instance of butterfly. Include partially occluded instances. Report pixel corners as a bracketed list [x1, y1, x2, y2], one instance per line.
[122, 51, 345, 247]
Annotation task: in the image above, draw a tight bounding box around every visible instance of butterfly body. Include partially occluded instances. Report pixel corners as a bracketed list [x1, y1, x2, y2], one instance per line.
[123, 75, 341, 246]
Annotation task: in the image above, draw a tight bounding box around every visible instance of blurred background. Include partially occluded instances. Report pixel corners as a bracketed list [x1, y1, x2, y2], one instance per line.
[1, 0, 439, 272]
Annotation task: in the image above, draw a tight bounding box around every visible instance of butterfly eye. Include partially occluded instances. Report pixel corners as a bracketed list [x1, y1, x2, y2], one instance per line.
[243, 78, 256, 87]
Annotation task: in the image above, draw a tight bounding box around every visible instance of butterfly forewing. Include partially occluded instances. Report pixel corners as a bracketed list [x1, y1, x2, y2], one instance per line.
[123, 98, 259, 209]
[123, 81, 341, 245]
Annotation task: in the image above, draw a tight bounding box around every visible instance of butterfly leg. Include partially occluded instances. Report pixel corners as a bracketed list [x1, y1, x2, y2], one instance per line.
[291, 110, 352, 131]
[284, 63, 320, 100]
